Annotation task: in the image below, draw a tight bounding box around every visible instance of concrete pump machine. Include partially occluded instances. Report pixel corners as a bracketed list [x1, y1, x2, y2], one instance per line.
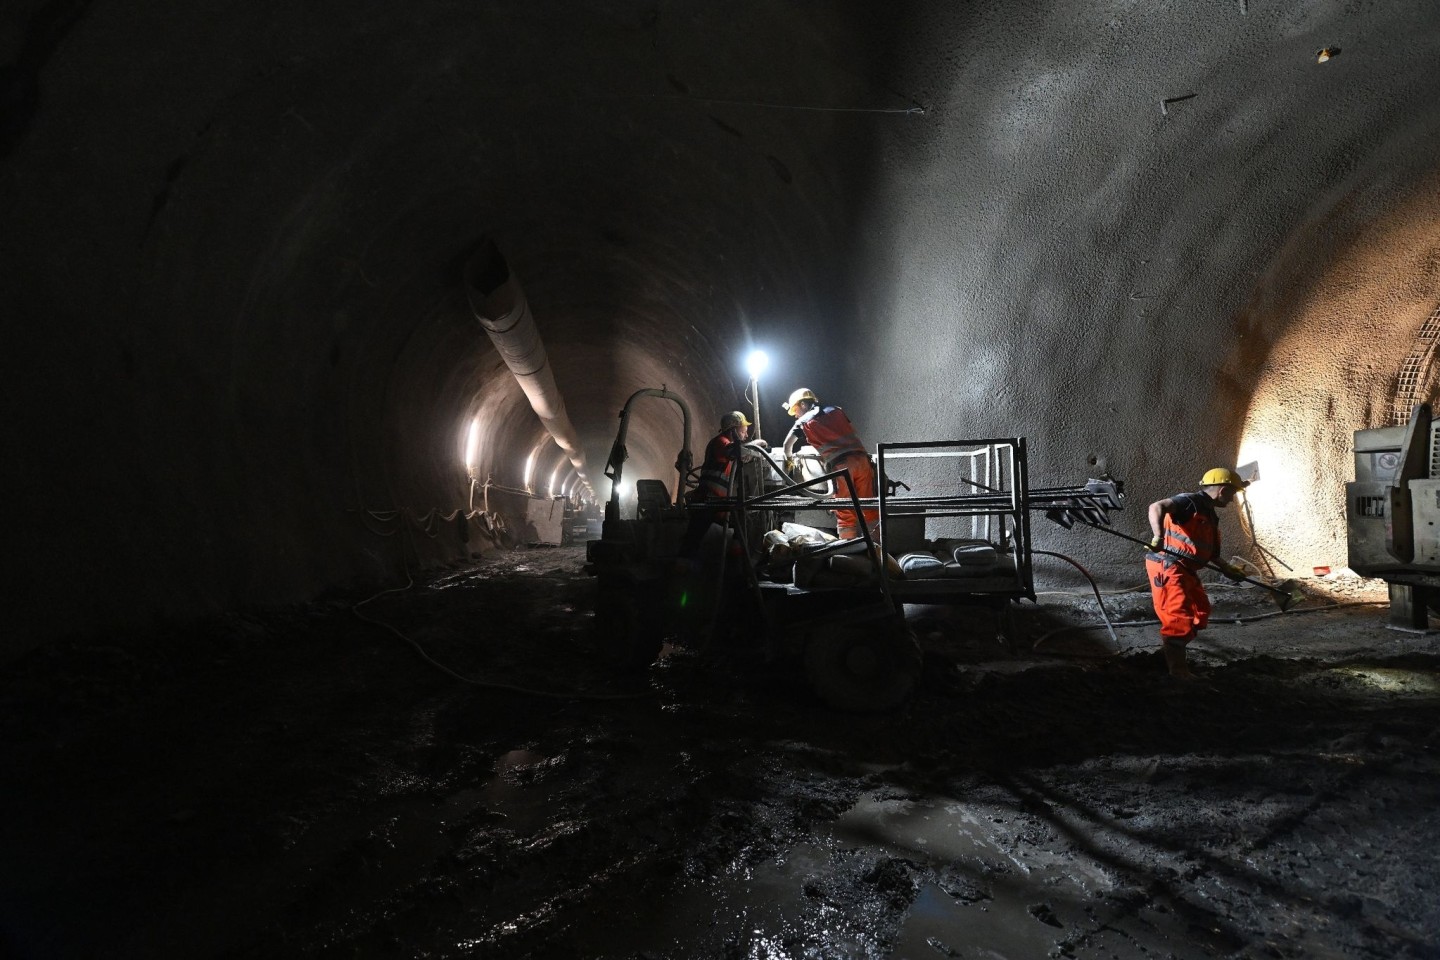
[585, 387, 1125, 711]
[1347, 402, 1440, 630]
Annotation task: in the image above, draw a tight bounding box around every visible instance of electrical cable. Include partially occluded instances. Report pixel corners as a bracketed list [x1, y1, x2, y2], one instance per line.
[351, 527, 655, 702]
[1240, 492, 1293, 578]
[626, 92, 926, 115]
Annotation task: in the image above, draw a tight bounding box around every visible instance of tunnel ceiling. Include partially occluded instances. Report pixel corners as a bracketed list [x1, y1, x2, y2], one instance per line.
[4, 0, 1440, 651]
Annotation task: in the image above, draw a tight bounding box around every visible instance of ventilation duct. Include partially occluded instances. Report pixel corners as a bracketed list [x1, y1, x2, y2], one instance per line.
[464, 239, 591, 495]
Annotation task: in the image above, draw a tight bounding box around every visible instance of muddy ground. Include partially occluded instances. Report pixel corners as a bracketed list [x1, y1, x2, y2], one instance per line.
[2, 546, 1438, 959]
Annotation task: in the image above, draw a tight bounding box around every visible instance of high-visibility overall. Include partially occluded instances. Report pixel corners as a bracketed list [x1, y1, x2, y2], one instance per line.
[691, 427, 747, 517]
[695, 429, 743, 501]
[791, 405, 878, 539]
[680, 426, 747, 557]
[1145, 492, 1220, 645]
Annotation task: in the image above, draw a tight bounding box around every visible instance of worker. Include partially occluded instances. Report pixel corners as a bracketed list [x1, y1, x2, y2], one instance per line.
[695, 410, 755, 503]
[680, 410, 756, 553]
[1144, 467, 1249, 679]
[780, 387, 879, 540]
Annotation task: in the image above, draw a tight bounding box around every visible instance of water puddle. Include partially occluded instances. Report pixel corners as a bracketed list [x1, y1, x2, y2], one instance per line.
[579, 840, 887, 959]
[574, 791, 1119, 959]
[572, 787, 1231, 959]
[828, 794, 1111, 958]
[474, 748, 561, 836]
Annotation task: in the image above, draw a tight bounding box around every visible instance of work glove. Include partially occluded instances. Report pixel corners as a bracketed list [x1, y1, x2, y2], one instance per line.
[1146, 534, 1163, 552]
[1218, 562, 1246, 582]
[784, 457, 796, 475]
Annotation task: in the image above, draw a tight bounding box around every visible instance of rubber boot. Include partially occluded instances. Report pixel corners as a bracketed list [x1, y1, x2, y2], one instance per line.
[1162, 640, 1194, 679]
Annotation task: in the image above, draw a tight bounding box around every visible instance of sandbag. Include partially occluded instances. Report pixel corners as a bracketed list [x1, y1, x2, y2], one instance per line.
[933, 537, 998, 567]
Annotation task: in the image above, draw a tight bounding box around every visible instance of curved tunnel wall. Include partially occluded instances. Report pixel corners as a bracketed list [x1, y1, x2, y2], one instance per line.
[3, 1, 1439, 657]
[1234, 170, 1440, 571]
[851, 1, 1440, 577]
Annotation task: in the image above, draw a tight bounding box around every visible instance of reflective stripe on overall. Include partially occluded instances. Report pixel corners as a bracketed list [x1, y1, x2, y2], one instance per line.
[1146, 500, 1220, 644]
[696, 431, 741, 501]
[798, 407, 877, 539]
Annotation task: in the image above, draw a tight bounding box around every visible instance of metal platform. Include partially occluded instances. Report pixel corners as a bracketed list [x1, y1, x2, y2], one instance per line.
[718, 437, 1123, 613]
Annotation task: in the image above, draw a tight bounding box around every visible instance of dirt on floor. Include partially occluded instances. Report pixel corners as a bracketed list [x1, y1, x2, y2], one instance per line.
[2, 546, 1437, 959]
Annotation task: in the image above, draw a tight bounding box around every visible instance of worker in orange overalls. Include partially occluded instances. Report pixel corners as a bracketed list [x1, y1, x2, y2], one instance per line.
[680, 410, 755, 553]
[1144, 467, 1249, 679]
[695, 410, 754, 504]
[780, 387, 879, 540]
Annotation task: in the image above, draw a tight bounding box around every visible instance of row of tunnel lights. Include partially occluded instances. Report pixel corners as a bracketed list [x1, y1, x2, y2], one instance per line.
[464, 417, 585, 499]
[459, 351, 774, 504]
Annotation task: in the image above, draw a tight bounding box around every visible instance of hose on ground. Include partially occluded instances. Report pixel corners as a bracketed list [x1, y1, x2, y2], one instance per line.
[1029, 549, 1389, 656]
[353, 531, 654, 701]
[1031, 549, 1120, 649]
[1031, 597, 1391, 657]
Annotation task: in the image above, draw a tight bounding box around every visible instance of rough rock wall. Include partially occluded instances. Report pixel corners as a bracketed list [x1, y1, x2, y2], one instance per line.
[3, 0, 1438, 657]
[0, 2, 891, 655]
[845, 0, 1440, 574]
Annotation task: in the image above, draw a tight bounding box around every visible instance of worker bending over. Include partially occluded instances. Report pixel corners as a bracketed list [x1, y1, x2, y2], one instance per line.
[1145, 468, 1249, 679]
[780, 387, 879, 540]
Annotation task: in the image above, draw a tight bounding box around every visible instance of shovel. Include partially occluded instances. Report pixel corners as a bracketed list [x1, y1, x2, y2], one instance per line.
[1047, 510, 1304, 613]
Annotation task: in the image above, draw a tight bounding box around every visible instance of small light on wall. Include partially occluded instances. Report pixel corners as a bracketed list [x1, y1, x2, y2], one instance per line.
[464, 417, 482, 478]
[1316, 47, 1339, 63]
[523, 449, 538, 492]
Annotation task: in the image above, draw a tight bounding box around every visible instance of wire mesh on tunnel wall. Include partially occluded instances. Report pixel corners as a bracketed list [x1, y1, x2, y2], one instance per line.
[1394, 301, 1440, 425]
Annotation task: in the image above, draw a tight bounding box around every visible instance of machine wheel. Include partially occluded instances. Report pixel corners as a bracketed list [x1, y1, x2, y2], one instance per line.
[594, 588, 663, 671]
[802, 619, 922, 713]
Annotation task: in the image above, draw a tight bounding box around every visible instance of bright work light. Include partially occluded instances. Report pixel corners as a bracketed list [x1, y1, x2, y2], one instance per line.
[745, 349, 769, 440]
[746, 350, 769, 380]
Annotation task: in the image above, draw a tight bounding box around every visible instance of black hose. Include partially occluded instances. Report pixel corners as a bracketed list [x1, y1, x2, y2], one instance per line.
[1031, 549, 1121, 651]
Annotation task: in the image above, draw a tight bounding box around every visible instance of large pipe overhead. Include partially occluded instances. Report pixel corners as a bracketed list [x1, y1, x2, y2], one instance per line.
[464, 238, 592, 495]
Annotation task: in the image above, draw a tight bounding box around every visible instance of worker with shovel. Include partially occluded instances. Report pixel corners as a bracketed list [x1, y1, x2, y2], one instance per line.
[1145, 468, 1250, 679]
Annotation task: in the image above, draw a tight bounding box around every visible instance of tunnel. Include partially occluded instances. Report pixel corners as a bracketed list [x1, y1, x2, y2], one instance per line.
[4, 2, 1440, 957]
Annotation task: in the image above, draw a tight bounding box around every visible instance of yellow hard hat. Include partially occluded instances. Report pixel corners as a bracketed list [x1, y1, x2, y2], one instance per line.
[783, 387, 818, 416]
[719, 410, 750, 430]
[1199, 467, 1247, 489]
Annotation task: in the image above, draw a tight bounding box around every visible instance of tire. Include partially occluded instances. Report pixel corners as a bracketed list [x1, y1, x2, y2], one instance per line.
[594, 588, 663, 671]
[803, 619, 922, 713]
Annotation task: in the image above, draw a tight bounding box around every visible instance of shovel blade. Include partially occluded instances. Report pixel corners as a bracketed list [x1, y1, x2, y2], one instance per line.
[1273, 578, 1303, 612]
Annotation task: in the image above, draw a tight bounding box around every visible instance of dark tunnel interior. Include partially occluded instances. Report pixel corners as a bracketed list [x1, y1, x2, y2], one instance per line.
[5, 2, 1440, 646]
[4, 2, 1440, 957]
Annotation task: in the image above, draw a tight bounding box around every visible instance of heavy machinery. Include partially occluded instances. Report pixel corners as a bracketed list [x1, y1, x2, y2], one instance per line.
[585, 387, 1125, 710]
[1346, 402, 1440, 630]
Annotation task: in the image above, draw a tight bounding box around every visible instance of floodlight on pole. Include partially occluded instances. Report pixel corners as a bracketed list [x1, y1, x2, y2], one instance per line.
[745, 349, 769, 440]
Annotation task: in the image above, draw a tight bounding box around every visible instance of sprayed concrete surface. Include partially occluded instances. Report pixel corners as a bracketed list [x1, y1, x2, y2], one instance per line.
[2, 547, 1437, 959]
[6, 2, 1440, 655]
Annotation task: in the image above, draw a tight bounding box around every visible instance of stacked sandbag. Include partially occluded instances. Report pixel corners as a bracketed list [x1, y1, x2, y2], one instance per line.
[761, 522, 901, 587]
[897, 538, 1000, 579]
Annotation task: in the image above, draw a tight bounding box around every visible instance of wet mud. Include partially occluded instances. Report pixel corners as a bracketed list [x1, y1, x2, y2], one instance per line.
[2, 547, 1437, 958]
